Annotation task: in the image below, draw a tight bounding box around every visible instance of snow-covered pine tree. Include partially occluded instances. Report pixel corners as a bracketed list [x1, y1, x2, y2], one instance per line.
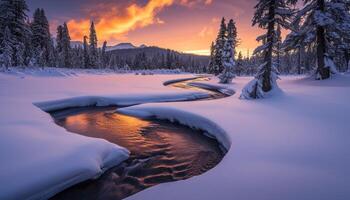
[236, 51, 244, 76]
[0, 0, 30, 67]
[327, 0, 350, 72]
[56, 25, 63, 53]
[101, 40, 107, 68]
[241, 0, 297, 99]
[285, 0, 350, 79]
[0, 26, 14, 69]
[89, 21, 98, 68]
[219, 19, 237, 84]
[30, 8, 54, 67]
[207, 41, 215, 74]
[83, 35, 90, 68]
[61, 22, 71, 67]
[213, 17, 227, 75]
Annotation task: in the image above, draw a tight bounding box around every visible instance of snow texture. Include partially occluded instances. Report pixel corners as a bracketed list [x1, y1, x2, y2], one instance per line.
[1, 68, 350, 200]
[0, 70, 206, 200]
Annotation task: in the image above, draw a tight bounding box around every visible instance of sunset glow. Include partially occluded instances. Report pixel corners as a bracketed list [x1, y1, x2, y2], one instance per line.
[28, 0, 264, 55]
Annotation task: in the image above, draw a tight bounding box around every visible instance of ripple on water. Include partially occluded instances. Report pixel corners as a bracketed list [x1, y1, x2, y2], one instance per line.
[50, 106, 224, 200]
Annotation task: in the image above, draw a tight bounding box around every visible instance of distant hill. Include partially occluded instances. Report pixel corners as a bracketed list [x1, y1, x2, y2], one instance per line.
[106, 43, 137, 51]
[106, 44, 209, 72]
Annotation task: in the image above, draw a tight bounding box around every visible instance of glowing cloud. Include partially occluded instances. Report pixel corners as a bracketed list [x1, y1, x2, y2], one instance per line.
[66, 0, 212, 44]
[67, 0, 174, 43]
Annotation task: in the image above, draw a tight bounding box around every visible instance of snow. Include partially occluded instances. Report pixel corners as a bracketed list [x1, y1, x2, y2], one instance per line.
[1, 68, 350, 200]
[120, 75, 350, 200]
[0, 70, 208, 200]
[106, 42, 137, 51]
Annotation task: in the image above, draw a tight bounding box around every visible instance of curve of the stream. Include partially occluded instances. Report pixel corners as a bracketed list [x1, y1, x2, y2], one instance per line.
[49, 76, 234, 200]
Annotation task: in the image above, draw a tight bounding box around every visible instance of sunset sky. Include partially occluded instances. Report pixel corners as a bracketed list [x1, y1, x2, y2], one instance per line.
[27, 0, 265, 56]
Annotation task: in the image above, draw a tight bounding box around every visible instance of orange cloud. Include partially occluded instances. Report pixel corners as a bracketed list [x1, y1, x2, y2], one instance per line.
[67, 0, 174, 44]
[179, 0, 213, 7]
[66, 0, 213, 44]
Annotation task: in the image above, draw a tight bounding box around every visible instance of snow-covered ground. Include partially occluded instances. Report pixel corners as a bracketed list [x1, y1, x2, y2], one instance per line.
[1, 68, 350, 200]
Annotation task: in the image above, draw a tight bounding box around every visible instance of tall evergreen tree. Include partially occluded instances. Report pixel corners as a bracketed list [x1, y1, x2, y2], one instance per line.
[0, 26, 14, 69]
[100, 41, 107, 68]
[83, 35, 90, 68]
[241, 0, 297, 99]
[212, 17, 227, 75]
[207, 41, 215, 73]
[59, 22, 71, 67]
[0, 0, 30, 66]
[30, 8, 54, 67]
[89, 21, 98, 68]
[285, 0, 350, 79]
[219, 19, 237, 84]
[236, 51, 244, 76]
[56, 25, 63, 53]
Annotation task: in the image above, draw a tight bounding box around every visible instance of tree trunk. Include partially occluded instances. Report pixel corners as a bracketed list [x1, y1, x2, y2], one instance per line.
[344, 50, 350, 72]
[316, 0, 330, 79]
[262, 0, 275, 92]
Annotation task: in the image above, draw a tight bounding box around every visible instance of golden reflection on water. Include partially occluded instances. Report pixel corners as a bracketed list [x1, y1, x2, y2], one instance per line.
[51, 106, 224, 200]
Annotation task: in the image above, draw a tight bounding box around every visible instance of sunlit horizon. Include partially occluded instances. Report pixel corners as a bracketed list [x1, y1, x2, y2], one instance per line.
[27, 0, 264, 56]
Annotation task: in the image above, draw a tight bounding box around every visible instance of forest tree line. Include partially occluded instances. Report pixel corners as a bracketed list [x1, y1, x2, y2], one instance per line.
[0, 0, 208, 72]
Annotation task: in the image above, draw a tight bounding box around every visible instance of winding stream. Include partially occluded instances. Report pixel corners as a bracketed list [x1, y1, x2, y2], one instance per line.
[50, 77, 231, 200]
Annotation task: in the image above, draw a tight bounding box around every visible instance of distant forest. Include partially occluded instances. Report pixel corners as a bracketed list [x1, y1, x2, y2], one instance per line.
[0, 0, 209, 73]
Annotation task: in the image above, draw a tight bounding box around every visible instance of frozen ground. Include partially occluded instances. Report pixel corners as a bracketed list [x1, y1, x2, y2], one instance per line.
[1, 68, 350, 200]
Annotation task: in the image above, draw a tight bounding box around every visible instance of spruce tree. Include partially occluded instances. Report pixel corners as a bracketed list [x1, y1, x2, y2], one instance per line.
[285, 0, 350, 79]
[89, 21, 98, 68]
[30, 8, 54, 67]
[236, 51, 244, 76]
[101, 40, 107, 68]
[56, 25, 63, 53]
[241, 0, 297, 99]
[219, 19, 237, 84]
[207, 41, 215, 73]
[213, 17, 227, 75]
[83, 35, 90, 68]
[0, 26, 14, 69]
[61, 22, 71, 67]
[0, 0, 30, 67]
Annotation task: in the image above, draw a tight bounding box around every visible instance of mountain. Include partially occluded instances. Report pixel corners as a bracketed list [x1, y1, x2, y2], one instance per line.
[70, 41, 83, 48]
[106, 45, 209, 72]
[106, 43, 137, 51]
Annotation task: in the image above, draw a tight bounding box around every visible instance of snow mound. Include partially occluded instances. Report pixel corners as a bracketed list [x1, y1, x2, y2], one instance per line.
[118, 106, 231, 151]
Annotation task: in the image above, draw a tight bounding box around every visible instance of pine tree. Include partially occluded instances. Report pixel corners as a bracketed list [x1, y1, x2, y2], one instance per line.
[219, 19, 237, 84]
[101, 40, 107, 68]
[241, 0, 297, 99]
[60, 22, 71, 67]
[285, 0, 350, 79]
[30, 8, 54, 67]
[0, 26, 14, 69]
[56, 25, 63, 53]
[236, 51, 244, 76]
[83, 35, 90, 68]
[0, 0, 30, 67]
[213, 17, 227, 75]
[89, 21, 98, 68]
[207, 41, 215, 73]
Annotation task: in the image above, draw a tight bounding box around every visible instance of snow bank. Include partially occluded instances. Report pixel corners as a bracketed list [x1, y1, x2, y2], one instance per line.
[118, 107, 231, 151]
[124, 75, 350, 200]
[2, 69, 350, 200]
[34, 92, 209, 112]
[0, 72, 203, 199]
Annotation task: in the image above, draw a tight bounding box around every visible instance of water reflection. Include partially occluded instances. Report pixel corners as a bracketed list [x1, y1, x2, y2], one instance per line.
[51, 107, 224, 200]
